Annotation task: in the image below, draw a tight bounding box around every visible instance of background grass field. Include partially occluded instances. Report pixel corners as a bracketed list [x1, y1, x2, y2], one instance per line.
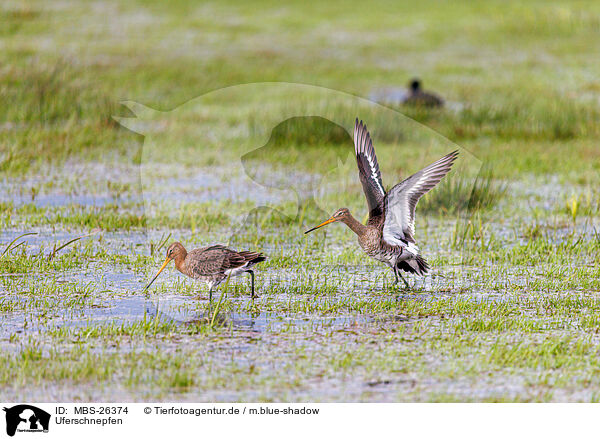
[1, 0, 600, 401]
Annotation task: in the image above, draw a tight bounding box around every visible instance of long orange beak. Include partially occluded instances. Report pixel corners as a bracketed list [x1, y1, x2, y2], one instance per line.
[143, 257, 172, 291]
[304, 217, 337, 234]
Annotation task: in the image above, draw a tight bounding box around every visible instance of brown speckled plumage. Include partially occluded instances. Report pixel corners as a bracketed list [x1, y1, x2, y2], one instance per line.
[305, 118, 457, 288]
[144, 242, 266, 301]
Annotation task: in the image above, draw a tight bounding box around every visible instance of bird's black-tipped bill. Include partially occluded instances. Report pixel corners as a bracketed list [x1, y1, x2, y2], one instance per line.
[304, 217, 336, 234]
[143, 257, 171, 291]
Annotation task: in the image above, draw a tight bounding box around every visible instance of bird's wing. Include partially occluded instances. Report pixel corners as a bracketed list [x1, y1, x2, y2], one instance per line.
[354, 118, 386, 218]
[237, 250, 266, 263]
[187, 246, 246, 277]
[382, 150, 458, 245]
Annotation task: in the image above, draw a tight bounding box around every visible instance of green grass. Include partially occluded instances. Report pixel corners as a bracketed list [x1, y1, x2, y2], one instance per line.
[2, 0, 600, 179]
[1, 202, 145, 230]
[420, 165, 507, 214]
[2, 0, 600, 402]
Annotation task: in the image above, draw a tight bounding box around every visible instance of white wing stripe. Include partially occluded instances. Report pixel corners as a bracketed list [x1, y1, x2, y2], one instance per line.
[366, 152, 385, 195]
[382, 150, 458, 246]
[353, 119, 386, 211]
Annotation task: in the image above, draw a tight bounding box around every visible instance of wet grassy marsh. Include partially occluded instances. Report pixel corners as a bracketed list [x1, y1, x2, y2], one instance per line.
[2, 0, 600, 402]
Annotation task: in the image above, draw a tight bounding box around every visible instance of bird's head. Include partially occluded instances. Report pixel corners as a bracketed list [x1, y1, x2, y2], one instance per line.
[143, 242, 186, 291]
[409, 78, 421, 91]
[304, 208, 350, 234]
[166, 242, 186, 261]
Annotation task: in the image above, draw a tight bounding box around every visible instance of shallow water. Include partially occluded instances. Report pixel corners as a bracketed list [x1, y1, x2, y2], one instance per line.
[0, 286, 375, 339]
[0, 257, 520, 343]
[3, 164, 600, 401]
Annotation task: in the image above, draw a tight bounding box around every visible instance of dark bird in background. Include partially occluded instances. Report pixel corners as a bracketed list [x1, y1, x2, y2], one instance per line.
[144, 242, 266, 301]
[368, 78, 444, 108]
[305, 119, 458, 288]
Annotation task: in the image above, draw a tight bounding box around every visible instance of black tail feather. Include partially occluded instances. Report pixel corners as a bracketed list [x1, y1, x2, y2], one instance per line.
[397, 254, 429, 276]
[239, 251, 266, 265]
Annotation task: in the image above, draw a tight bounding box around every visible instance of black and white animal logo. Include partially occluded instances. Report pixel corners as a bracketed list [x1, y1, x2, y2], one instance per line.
[3, 405, 50, 437]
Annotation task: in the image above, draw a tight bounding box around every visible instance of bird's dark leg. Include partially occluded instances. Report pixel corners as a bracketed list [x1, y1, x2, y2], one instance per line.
[248, 270, 256, 299]
[208, 286, 213, 304]
[394, 266, 410, 289]
[399, 273, 410, 289]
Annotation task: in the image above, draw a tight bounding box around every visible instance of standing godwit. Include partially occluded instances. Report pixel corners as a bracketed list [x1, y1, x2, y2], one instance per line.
[143, 242, 266, 301]
[305, 119, 458, 288]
